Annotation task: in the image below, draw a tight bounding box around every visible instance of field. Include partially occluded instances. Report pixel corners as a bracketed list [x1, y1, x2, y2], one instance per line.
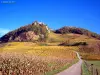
[0, 42, 78, 75]
[86, 61, 100, 75]
[80, 52, 100, 60]
[0, 33, 99, 75]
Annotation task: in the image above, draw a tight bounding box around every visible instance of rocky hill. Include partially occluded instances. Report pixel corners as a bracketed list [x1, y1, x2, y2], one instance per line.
[0, 21, 50, 42]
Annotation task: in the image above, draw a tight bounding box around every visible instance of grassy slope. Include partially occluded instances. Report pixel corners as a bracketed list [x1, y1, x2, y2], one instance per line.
[48, 32, 99, 44]
[86, 61, 100, 75]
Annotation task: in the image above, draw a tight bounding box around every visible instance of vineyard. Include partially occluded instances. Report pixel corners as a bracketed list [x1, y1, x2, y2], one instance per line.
[0, 42, 78, 75]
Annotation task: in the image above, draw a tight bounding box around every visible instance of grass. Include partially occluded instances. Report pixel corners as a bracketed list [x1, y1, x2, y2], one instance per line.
[48, 32, 99, 44]
[86, 61, 100, 67]
[45, 59, 78, 75]
[86, 61, 100, 75]
[80, 53, 100, 60]
[82, 62, 91, 75]
[0, 42, 78, 75]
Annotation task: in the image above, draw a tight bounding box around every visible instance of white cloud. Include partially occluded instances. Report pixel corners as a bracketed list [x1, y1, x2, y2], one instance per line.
[0, 28, 10, 37]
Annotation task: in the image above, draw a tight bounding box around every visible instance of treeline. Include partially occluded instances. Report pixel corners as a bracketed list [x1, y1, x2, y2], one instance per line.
[0, 21, 49, 42]
[59, 41, 87, 46]
[55, 26, 100, 40]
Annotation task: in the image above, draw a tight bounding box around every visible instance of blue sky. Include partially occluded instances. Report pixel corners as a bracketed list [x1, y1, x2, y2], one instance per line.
[0, 0, 100, 37]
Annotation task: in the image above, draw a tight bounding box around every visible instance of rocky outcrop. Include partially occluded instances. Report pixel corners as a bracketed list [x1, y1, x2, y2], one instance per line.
[14, 31, 39, 41]
[0, 21, 49, 42]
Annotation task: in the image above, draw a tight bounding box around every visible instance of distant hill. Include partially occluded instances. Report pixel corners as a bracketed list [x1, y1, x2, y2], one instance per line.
[0, 21, 100, 43]
[55, 26, 100, 40]
[0, 21, 49, 42]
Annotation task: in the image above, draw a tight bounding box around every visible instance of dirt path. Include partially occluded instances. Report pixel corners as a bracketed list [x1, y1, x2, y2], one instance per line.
[0, 71, 2, 75]
[56, 52, 83, 75]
